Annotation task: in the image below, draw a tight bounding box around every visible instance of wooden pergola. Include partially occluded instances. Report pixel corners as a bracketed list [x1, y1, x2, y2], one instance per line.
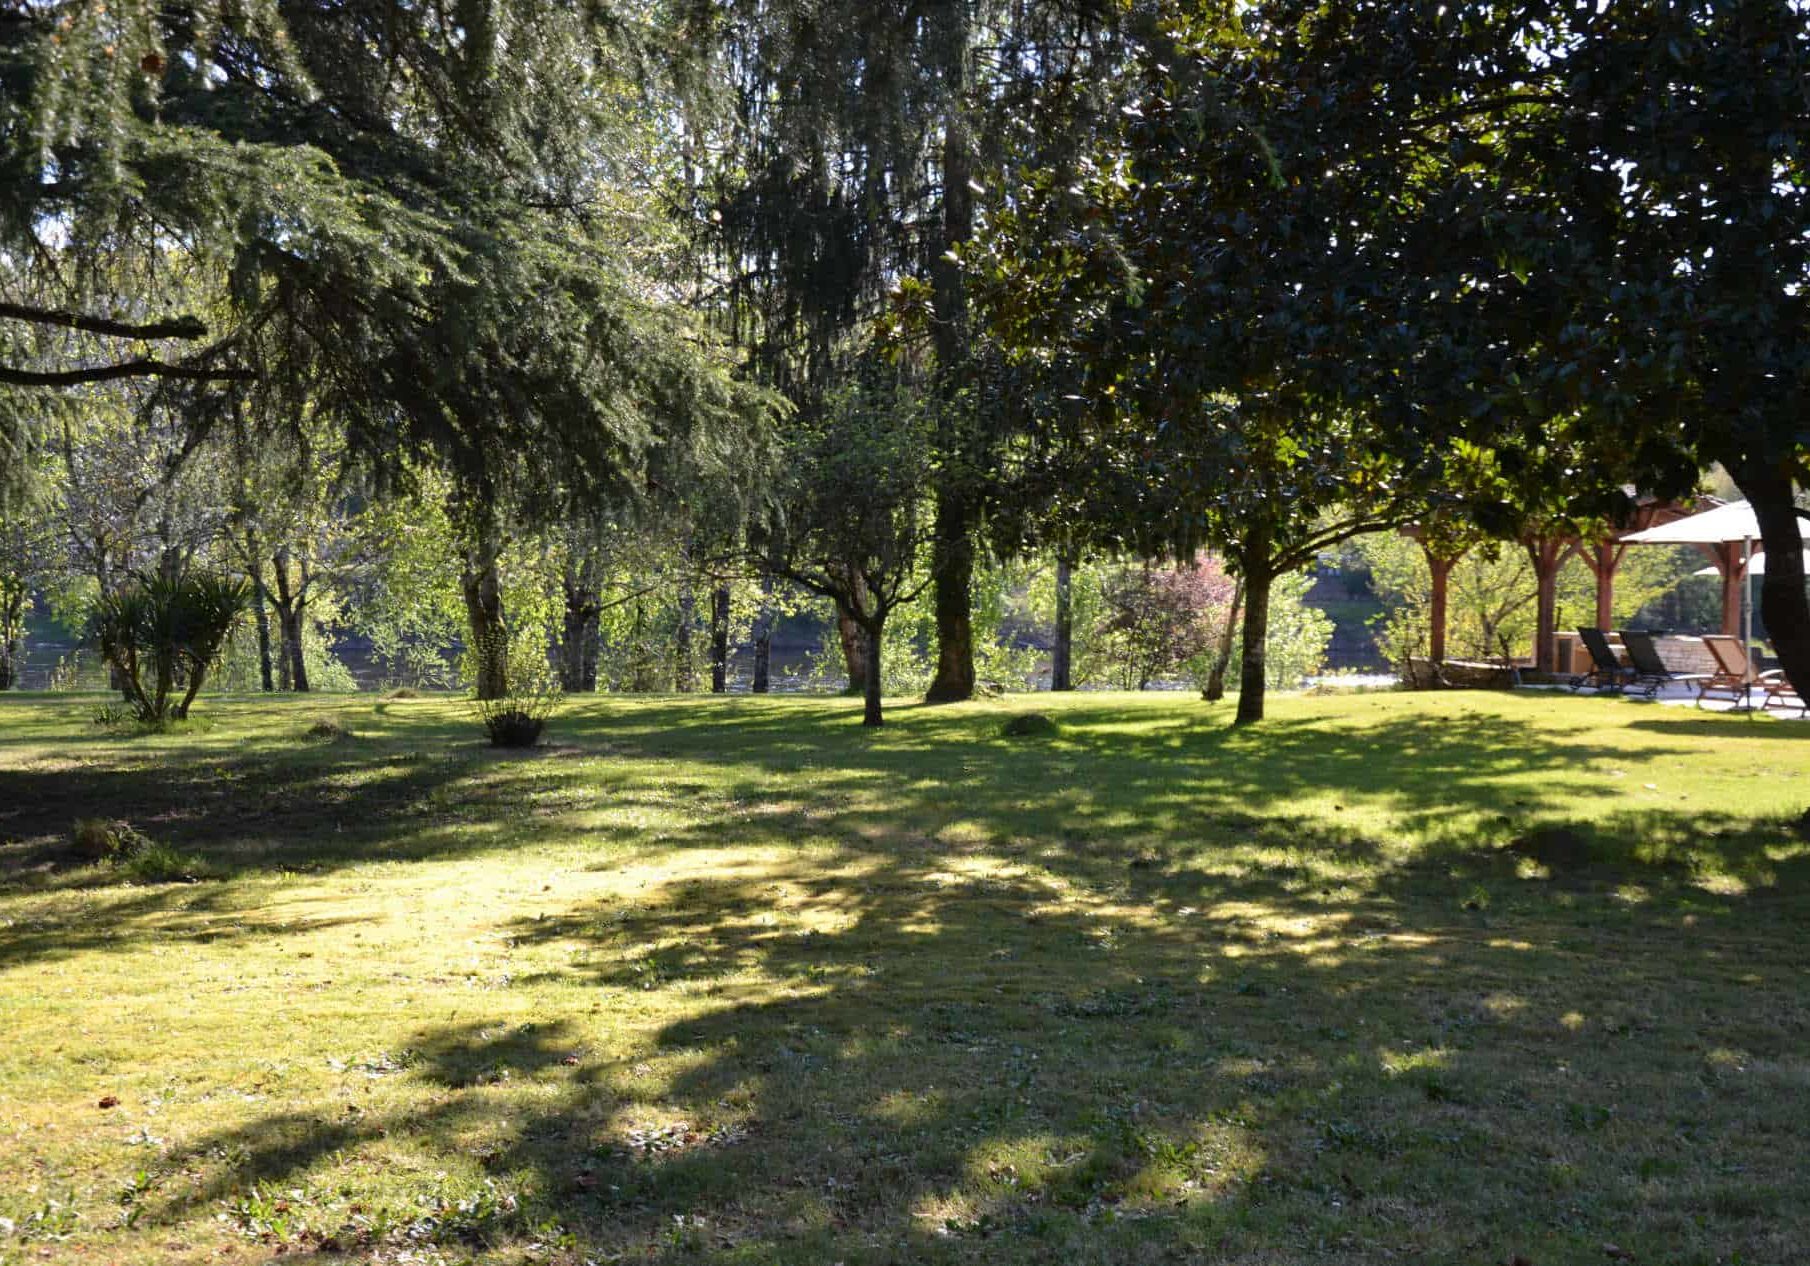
[1403, 497, 1748, 671]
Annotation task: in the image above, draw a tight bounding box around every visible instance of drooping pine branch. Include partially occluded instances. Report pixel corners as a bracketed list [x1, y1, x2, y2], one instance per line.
[0, 302, 210, 342]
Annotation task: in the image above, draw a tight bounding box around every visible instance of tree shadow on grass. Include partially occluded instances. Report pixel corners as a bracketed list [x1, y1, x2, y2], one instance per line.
[3, 690, 1799, 982]
[150, 804, 1810, 1264]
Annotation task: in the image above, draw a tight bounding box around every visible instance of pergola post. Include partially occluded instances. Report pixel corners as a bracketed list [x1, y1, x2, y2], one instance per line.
[1581, 541, 1623, 630]
[1713, 542, 1743, 636]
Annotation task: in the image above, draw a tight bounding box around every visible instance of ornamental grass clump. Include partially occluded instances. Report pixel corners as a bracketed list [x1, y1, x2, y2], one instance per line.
[474, 675, 562, 749]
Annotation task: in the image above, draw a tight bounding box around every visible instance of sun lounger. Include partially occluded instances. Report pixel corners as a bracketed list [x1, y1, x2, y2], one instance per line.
[1760, 673, 1807, 716]
[1697, 635, 1757, 710]
[1757, 645, 1806, 716]
[1569, 627, 1631, 694]
[1615, 630, 1698, 699]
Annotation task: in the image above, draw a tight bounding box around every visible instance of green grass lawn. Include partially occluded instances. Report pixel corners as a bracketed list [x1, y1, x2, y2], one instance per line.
[2, 689, 1808, 1265]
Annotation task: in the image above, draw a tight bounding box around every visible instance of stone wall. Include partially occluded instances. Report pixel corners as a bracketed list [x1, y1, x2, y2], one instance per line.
[1403, 658, 1519, 690]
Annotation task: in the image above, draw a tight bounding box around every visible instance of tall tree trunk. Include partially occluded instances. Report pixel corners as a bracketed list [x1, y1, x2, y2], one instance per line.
[674, 580, 697, 692]
[0, 589, 19, 691]
[0, 575, 23, 690]
[862, 620, 885, 727]
[1051, 553, 1075, 691]
[270, 549, 310, 693]
[1235, 537, 1274, 725]
[710, 584, 732, 693]
[751, 576, 776, 694]
[278, 608, 309, 694]
[245, 543, 275, 692]
[460, 517, 508, 701]
[926, 493, 977, 702]
[925, 6, 978, 706]
[1204, 580, 1244, 703]
[560, 558, 601, 693]
[1732, 463, 1809, 696]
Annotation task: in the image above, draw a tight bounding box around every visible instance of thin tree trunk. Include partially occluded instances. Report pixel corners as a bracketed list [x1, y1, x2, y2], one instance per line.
[710, 584, 731, 693]
[1204, 580, 1244, 703]
[0, 603, 18, 691]
[674, 580, 697, 692]
[0, 576, 22, 690]
[751, 577, 775, 694]
[1051, 553, 1074, 691]
[630, 599, 658, 692]
[246, 544, 274, 692]
[862, 621, 884, 727]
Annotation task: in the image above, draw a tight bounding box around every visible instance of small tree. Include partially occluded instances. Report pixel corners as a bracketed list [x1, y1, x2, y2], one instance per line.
[762, 375, 935, 727]
[92, 575, 249, 721]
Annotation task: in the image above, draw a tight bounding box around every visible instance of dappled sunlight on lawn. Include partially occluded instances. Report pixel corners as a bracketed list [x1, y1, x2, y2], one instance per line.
[1, 689, 1807, 1262]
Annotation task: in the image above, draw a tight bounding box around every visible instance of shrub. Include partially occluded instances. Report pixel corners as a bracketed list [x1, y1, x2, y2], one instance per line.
[1001, 713, 1061, 738]
[474, 676, 562, 748]
[91, 574, 250, 721]
[1095, 558, 1237, 690]
[71, 818, 152, 864]
[91, 702, 131, 728]
[125, 842, 203, 883]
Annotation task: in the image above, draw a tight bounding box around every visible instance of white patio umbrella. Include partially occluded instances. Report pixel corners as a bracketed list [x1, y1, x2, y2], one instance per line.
[1621, 501, 1759, 651]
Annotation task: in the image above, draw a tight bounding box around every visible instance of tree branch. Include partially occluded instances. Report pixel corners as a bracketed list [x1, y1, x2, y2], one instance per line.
[0, 358, 255, 388]
[0, 301, 209, 341]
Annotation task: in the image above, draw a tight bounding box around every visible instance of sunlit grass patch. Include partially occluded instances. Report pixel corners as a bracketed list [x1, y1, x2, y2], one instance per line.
[0, 688, 1806, 1263]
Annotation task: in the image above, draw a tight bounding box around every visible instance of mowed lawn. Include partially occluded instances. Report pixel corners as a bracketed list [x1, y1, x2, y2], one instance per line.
[2, 690, 1808, 1266]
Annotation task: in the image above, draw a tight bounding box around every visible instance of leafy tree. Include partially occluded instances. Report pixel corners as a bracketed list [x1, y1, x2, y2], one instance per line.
[3, 1, 772, 648]
[694, 0, 1123, 703]
[762, 373, 935, 726]
[1481, 1, 1810, 693]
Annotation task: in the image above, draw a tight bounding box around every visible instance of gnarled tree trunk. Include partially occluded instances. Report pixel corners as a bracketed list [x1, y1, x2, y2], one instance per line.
[461, 517, 508, 701]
